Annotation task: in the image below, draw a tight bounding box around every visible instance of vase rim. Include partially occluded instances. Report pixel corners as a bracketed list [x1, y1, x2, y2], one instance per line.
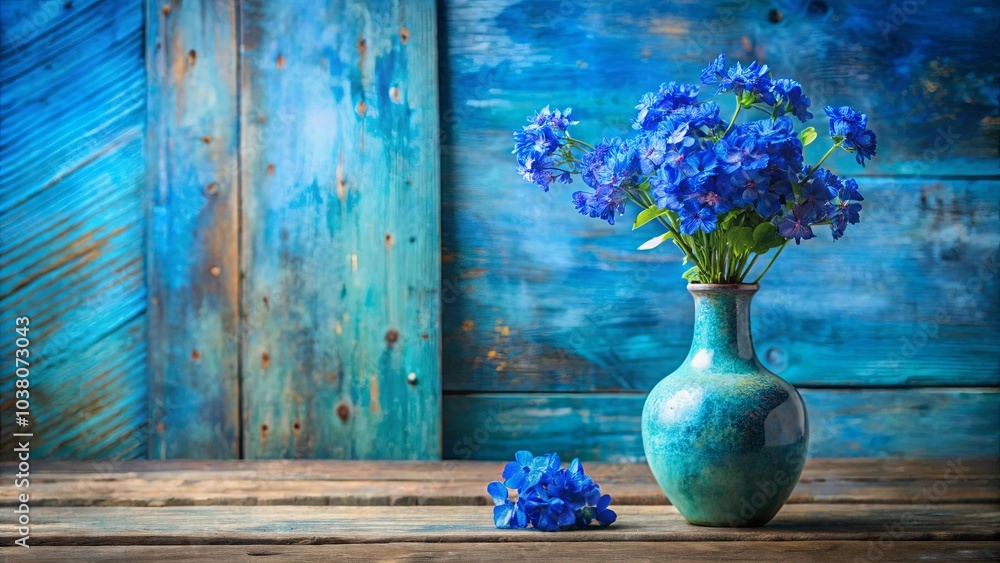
[686, 283, 760, 292]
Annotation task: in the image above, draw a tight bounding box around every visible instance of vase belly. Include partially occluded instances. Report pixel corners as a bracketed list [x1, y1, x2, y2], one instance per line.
[641, 284, 809, 527]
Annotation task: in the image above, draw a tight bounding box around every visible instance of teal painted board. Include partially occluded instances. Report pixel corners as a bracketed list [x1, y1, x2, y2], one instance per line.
[442, 177, 999, 392]
[443, 391, 1000, 461]
[146, 0, 241, 458]
[438, 0, 999, 177]
[240, 0, 441, 458]
[0, 0, 147, 460]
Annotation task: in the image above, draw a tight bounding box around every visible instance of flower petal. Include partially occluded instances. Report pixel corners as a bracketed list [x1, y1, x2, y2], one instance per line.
[596, 508, 617, 527]
[514, 450, 533, 466]
[487, 481, 508, 505]
[501, 461, 521, 480]
[597, 493, 612, 512]
[493, 503, 514, 528]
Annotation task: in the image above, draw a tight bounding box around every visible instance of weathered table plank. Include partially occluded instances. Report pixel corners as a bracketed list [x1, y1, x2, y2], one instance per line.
[3, 542, 998, 562]
[2, 459, 994, 507]
[3, 505, 998, 545]
[8, 458, 995, 481]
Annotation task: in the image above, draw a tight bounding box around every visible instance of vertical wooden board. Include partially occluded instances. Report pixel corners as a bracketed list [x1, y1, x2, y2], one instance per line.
[240, 0, 441, 458]
[146, 0, 240, 458]
[0, 0, 147, 459]
[443, 390, 1000, 461]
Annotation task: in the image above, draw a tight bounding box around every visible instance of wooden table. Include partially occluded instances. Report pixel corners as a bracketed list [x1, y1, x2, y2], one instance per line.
[1, 458, 998, 561]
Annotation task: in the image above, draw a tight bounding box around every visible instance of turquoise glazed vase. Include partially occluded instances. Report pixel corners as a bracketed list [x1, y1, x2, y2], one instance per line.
[641, 284, 808, 527]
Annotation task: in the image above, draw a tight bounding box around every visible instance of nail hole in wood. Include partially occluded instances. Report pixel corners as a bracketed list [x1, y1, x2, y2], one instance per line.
[768, 9, 782, 23]
[336, 403, 350, 423]
[385, 329, 399, 345]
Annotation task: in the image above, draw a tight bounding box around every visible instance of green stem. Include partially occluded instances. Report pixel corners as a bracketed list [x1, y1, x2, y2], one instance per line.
[565, 136, 594, 150]
[751, 242, 788, 285]
[739, 253, 760, 281]
[801, 141, 842, 183]
[722, 104, 742, 137]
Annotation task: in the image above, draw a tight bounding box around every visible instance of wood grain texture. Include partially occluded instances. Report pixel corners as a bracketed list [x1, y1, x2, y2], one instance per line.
[2, 458, 994, 507]
[443, 174, 1000, 392]
[2, 504, 997, 544]
[11, 457, 995, 481]
[438, 0, 998, 176]
[239, 0, 441, 459]
[444, 390, 1000, 461]
[0, 0, 147, 460]
[145, 0, 241, 458]
[5, 542, 999, 562]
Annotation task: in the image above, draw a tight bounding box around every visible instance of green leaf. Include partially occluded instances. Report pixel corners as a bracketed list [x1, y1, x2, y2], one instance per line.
[633, 206, 668, 231]
[638, 232, 672, 250]
[797, 127, 817, 147]
[752, 222, 776, 244]
[727, 226, 754, 253]
[751, 222, 784, 254]
[682, 266, 701, 282]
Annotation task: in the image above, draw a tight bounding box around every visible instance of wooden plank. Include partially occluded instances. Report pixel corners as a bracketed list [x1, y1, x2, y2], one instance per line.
[2, 474, 995, 507]
[0, 0, 147, 459]
[8, 457, 995, 482]
[439, 0, 998, 177]
[443, 390, 1000, 461]
[2, 505, 997, 544]
[239, 0, 441, 458]
[145, 0, 241, 458]
[4, 542, 999, 562]
[443, 178, 1000, 392]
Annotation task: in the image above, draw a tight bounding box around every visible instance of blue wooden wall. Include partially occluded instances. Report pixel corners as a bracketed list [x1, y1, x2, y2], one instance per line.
[0, 0, 148, 460]
[438, 0, 1000, 460]
[1, 0, 996, 461]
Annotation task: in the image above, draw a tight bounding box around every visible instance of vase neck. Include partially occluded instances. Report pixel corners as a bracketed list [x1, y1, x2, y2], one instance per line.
[686, 285, 758, 367]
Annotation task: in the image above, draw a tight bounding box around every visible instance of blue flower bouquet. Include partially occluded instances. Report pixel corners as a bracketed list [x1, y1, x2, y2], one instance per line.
[488, 451, 617, 531]
[512, 54, 876, 284]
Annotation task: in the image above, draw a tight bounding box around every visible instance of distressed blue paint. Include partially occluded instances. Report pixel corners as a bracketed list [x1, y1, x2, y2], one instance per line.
[642, 285, 807, 527]
[440, 0, 1000, 395]
[0, 0, 147, 460]
[146, 0, 241, 458]
[444, 390, 1000, 461]
[240, 0, 441, 459]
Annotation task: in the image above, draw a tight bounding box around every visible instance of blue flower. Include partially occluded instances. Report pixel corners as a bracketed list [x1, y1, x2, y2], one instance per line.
[572, 187, 628, 225]
[487, 481, 528, 529]
[679, 203, 717, 234]
[824, 106, 877, 167]
[715, 134, 768, 174]
[529, 105, 578, 132]
[502, 450, 558, 489]
[839, 177, 863, 201]
[700, 54, 726, 85]
[594, 494, 617, 527]
[770, 79, 813, 122]
[632, 82, 701, 131]
[844, 127, 877, 167]
[776, 204, 818, 244]
[824, 105, 867, 138]
[650, 166, 685, 211]
[799, 167, 839, 217]
[489, 452, 616, 532]
[829, 200, 862, 240]
[581, 137, 639, 191]
[717, 61, 775, 104]
[687, 176, 735, 215]
[731, 169, 783, 218]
